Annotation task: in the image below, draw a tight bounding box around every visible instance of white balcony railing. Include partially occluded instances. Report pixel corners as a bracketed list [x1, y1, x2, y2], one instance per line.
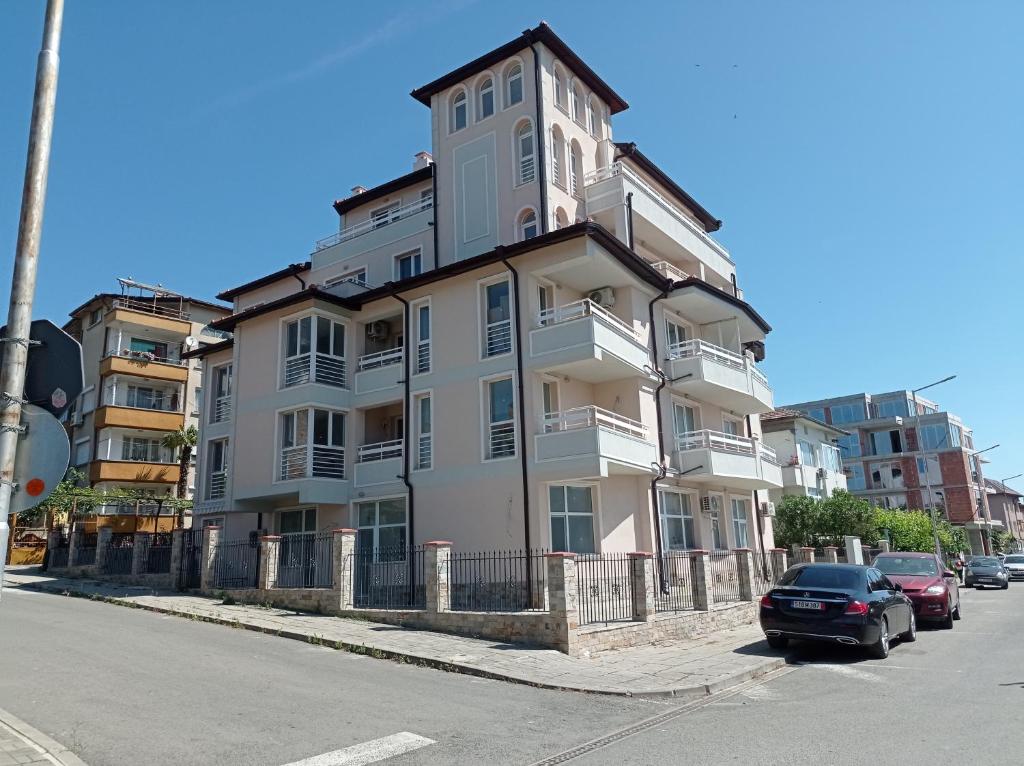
[283, 353, 347, 388]
[486, 319, 512, 356]
[104, 349, 186, 367]
[279, 444, 346, 481]
[583, 162, 732, 263]
[314, 195, 433, 252]
[648, 261, 690, 283]
[357, 439, 403, 463]
[668, 339, 746, 371]
[675, 429, 778, 463]
[488, 420, 516, 459]
[541, 406, 648, 441]
[213, 395, 232, 423]
[207, 470, 227, 500]
[417, 434, 432, 469]
[536, 299, 641, 341]
[415, 340, 431, 374]
[357, 348, 403, 372]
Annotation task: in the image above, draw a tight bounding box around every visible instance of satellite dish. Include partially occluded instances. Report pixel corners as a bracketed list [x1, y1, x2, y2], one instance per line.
[184, 336, 198, 349]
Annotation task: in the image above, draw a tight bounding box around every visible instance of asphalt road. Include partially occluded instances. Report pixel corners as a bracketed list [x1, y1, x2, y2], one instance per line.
[1, 581, 1021, 765]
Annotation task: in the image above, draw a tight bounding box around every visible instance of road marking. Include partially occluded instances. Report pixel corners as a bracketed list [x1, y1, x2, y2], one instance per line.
[803, 663, 884, 683]
[280, 732, 435, 766]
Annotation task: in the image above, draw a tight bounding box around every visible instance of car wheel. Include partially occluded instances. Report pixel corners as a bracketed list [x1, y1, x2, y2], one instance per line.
[870, 617, 890, 659]
[903, 610, 917, 643]
[1002, 583, 1009, 590]
[766, 635, 789, 650]
[952, 599, 962, 620]
[941, 602, 954, 629]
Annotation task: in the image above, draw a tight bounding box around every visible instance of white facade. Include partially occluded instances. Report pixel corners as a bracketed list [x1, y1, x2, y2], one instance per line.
[761, 411, 848, 503]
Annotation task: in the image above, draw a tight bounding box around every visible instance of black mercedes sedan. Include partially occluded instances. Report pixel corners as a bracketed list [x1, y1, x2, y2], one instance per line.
[760, 563, 915, 659]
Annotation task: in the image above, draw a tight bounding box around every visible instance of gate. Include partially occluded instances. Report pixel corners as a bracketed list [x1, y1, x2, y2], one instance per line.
[44, 528, 70, 570]
[177, 528, 203, 590]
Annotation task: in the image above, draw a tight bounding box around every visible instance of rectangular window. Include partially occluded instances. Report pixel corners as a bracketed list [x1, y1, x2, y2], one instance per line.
[537, 282, 554, 325]
[918, 454, 942, 485]
[283, 315, 345, 388]
[356, 498, 408, 558]
[845, 463, 866, 491]
[659, 490, 695, 550]
[541, 379, 559, 432]
[212, 364, 232, 423]
[870, 429, 903, 456]
[206, 439, 228, 499]
[820, 444, 842, 472]
[482, 281, 512, 356]
[89, 308, 102, 326]
[837, 433, 861, 459]
[414, 302, 431, 374]
[722, 418, 742, 437]
[869, 461, 904, 489]
[707, 495, 724, 550]
[803, 407, 826, 422]
[666, 319, 688, 351]
[395, 250, 422, 280]
[126, 385, 169, 411]
[414, 393, 432, 470]
[549, 485, 595, 554]
[673, 402, 698, 436]
[121, 437, 162, 463]
[279, 408, 345, 480]
[730, 499, 749, 549]
[798, 440, 817, 466]
[829, 403, 866, 424]
[280, 508, 316, 534]
[74, 438, 91, 466]
[485, 377, 516, 460]
[807, 487, 823, 500]
[873, 399, 910, 418]
[129, 338, 170, 360]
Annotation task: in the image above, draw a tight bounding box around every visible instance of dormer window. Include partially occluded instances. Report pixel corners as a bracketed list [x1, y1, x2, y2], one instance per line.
[451, 90, 468, 132]
[479, 78, 494, 120]
[506, 64, 523, 106]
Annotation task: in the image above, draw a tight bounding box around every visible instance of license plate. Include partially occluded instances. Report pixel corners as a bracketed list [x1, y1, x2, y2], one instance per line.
[978, 578, 993, 583]
[792, 600, 824, 610]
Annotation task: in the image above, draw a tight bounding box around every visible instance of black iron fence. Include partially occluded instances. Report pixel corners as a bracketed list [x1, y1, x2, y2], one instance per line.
[707, 551, 742, 603]
[277, 532, 333, 589]
[74, 533, 97, 566]
[46, 529, 70, 569]
[145, 533, 173, 574]
[178, 528, 202, 590]
[213, 537, 260, 589]
[101, 533, 135, 575]
[654, 550, 698, 613]
[448, 549, 547, 612]
[751, 552, 777, 596]
[576, 553, 635, 626]
[352, 545, 426, 609]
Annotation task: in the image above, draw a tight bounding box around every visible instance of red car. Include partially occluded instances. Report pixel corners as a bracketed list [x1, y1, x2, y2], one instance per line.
[873, 552, 961, 628]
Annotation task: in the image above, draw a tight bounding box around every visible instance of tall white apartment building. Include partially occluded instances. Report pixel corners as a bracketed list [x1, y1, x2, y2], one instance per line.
[189, 23, 781, 559]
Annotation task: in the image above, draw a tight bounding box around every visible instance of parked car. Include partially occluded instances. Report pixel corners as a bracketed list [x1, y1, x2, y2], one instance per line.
[1002, 554, 1024, 582]
[873, 552, 961, 628]
[964, 556, 1010, 589]
[759, 563, 915, 659]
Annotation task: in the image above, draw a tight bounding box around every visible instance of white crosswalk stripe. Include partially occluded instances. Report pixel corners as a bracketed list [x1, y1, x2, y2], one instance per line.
[280, 732, 435, 766]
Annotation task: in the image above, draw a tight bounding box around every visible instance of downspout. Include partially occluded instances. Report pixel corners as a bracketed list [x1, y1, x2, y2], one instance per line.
[647, 288, 670, 594]
[385, 285, 415, 547]
[523, 32, 548, 233]
[292, 268, 306, 290]
[747, 413, 768, 579]
[430, 163, 439, 269]
[626, 192, 635, 250]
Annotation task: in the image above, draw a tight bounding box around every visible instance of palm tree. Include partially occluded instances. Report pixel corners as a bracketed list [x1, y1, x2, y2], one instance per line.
[161, 425, 198, 528]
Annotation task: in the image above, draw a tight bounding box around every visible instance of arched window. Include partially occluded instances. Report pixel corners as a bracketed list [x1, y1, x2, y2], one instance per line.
[451, 90, 467, 132]
[516, 122, 535, 185]
[506, 64, 523, 106]
[551, 125, 566, 188]
[519, 209, 538, 241]
[569, 140, 583, 197]
[553, 65, 566, 109]
[571, 83, 584, 124]
[479, 78, 494, 120]
[554, 208, 569, 230]
[588, 97, 601, 137]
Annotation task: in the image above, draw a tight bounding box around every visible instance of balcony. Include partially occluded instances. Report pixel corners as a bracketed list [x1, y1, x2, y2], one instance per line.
[529, 299, 652, 383]
[206, 470, 227, 500]
[673, 430, 782, 490]
[313, 196, 433, 265]
[94, 405, 183, 432]
[354, 348, 403, 395]
[282, 352, 347, 389]
[89, 459, 180, 485]
[665, 339, 773, 414]
[100, 351, 189, 383]
[278, 444, 346, 482]
[107, 299, 191, 334]
[535, 406, 658, 476]
[354, 440, 404, 488]
[584, 162, 734, 283]
[212, 395, 232, 423]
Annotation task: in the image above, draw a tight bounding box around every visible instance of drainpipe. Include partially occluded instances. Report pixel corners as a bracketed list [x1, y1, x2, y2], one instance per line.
[500, 256, 532, 583]
[647, 288, 670, 593]
[730, 273, 738, 299]
[292, 267, 306, 290]
[385, 285, 415, 547]
[523, 31, 548, 233]
[747, 413, 769, 579]
[626, 192, 635, 250]
[430, 164, 439, 269]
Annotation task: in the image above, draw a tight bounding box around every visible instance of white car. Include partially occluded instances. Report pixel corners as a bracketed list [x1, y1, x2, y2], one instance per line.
[1003, 554, 1024, 582]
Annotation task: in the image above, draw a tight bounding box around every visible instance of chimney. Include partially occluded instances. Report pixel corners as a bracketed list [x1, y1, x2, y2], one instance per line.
[413, 151, 433, 171]
[350, 185, 367, 196]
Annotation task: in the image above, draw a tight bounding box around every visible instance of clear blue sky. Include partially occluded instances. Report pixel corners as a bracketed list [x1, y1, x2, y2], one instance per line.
[2, 1, 1022, 485]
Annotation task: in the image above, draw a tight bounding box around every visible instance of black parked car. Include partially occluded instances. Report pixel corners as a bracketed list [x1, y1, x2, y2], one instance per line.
[964, 556, 1010, 589]
[760, 563, 915, 659]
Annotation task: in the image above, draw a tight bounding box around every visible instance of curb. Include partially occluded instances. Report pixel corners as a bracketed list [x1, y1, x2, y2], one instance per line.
[0, 706, 88, 766]
[8, 576, 784, 700]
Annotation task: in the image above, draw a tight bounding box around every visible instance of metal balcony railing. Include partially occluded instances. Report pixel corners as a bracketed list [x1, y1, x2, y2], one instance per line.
[648, 260, 690, 283]
[485, 320, 512, 356]
[104, 349, 186, 366]
[111, 297, 190, 321]
[213, 395, 232, 423]
[488, 420, 516, 459]
[675, 429, 779, 464]
[357, 348, 403, 372]
[535, 298, 641, 340]
[541, 406, 648, 441]
[279, 445, 346, 481]
[415, 340, 431, 374]
[207, 470, 227, 500]
[283, 353, 346, 388]
[314, 195, 433, 252]
[357, 440, 403, 463]
[417, 434, 432, 470]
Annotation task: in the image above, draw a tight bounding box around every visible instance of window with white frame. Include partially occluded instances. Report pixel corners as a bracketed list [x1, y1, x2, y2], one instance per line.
[516, 122, 535, 184]
[554, 207, 568, 229]
[518, 209, 538, 241]
[413, 301, 431, 374]
[541, 378, 559, 432]
[845, 463, 866, 490]
[74, 438, 91, 466]
[211, 363, 232, 423]
[206, 438, 228, 499]
[807, 487, 822, 500]
[451, 89, 467, 131]
[282, 315, 346, 388]
[121, 437, 164, 463]
[730, 498, 749, 549]
[550, 126, 565, 187]
[537, 281, 554, 325]
[484, 377, 515, 459]
[481, 280, 512, 356]
[280, 508, 316, 534]
[553, 65, 566, 110]
[126, 384, 171, 412]
[707, 495, 725, 550]
[571, 82, 584, 123]
[569, 141, 582, 197]
[798, 439, 816, 466]
[279, 407, 346, 481]
[660, 490, 695, 550]
[506, 64, 523, 106]
[356, 498, 408, 558]
[549, 484, 595, 553]
[821, 443, 842, 472]
[721, 417, 742, 437]
[588, 97, 602, 137]
[665, 318, 688, 351]
[478, 77, 494, 119]
[414, 393, 432, 470]
[395, 249, 422, 280]
[673, 402, 699, 441]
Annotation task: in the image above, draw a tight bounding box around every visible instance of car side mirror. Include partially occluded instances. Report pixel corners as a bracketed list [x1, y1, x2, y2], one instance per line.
[943, 570, 955, 578]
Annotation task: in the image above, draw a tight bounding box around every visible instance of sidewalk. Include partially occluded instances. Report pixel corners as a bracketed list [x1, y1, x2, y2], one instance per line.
[0, 707, 87, 766]
[4, 569, 787, 699]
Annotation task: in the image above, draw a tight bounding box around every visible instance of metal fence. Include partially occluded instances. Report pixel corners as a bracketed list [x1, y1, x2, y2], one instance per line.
[351, 545, 426, 609]
[448, 549, 547, 612]
[145, 533, 173, 574]
[576, 553, 635, 626]
[74, 533, 97, 566]
[707, 551, 742, 604]
[751, 552, 777, 596]
[178, 529, 202, 589]
[101, 533, 135, 575]
[277, 532, 333, 589]
[213, 537, 260, 589]
[46, 529, 70, 569]
[654, 551, 698, 613]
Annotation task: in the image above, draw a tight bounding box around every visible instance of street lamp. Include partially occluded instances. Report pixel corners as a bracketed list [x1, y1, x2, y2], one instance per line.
[910, 376, 956, 557]
[969, 444, 999, 553]
[1000, 474, 1023, 550]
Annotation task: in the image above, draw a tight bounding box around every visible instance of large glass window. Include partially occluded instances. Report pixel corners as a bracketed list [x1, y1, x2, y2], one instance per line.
[506, 64, 523, 106]
[280, 508, 316, 534]
[708, 495, 725, 550]
[485, 377, 515, 459]
[869, 461, 904, 489]
[516, 122, 535, 184]
[356, 498, 407, 557]
[870, 429, 903, 456]
[730, 499, 749, 549]
[803, 407, 826, 422]
[821, 444, 842, 472]
[918, 423, 951, 451]
[129, 338, 169, 360]
[874, 398, 910, 418]
[121, 437, 162, 463]
[845, 463, 866, 491]
[837, 433, 862, 459]
[549, 485, 595, 554]
[279, 408, 345, 480]
[482, 281, 512, 356]
[798, 440, 816, 466]
[666, 319, 688, 351]
[673, 403, 698, 436]
[478, 77, 494, 119]
[395, 250, 422, 280]
[284, 316, 345, 388]
[829, 403, 866, 424]
[659, 490, 695, 550]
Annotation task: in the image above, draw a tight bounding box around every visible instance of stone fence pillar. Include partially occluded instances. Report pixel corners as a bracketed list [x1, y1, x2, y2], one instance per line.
[546, 553, 580, 655]
[94, 527, 113, 572]
[770, 549, 788, 583]
[628, 552, 655, 621]
[200, 525, 221, 591]
[67, 524, 83, 568]
[132, 532, 151, 575]
[425, 541, 452, 613]
[797, 547, 815, 564]
[877, 540, 891, 553]
[692, 550, 714, 611]
[332, 529, 356, 610]
[823, 546, 839, 564]
[734, 548, 755, 601]
[258, 535, 281, 590]
[169, 529, 185, 586]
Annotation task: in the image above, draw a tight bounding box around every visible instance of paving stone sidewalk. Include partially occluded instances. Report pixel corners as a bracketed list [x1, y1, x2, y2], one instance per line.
[4, 569, 787, 698]
[0, 707, 87, 766]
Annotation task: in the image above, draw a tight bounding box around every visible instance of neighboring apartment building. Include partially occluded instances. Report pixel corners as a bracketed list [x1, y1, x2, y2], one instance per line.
[784, 390, 994, 552]
[188, 23, 782, 559]
[760, 409, 848, 503]
[64, 280, 231, 502]
[985, 479, 1024, 549]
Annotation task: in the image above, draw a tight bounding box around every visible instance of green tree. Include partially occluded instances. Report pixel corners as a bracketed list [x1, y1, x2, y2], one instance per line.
[990, 530, 1015, 555]
[773, 495, 821, 548]
[876, 509, 943, 553]
[817, 491, 878, 546]
[161, 425, 198, 527]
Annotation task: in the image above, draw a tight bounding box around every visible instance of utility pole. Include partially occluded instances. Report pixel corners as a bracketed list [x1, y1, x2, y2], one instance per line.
[910, 376, 955, 559]
[0, 0, 64, 599]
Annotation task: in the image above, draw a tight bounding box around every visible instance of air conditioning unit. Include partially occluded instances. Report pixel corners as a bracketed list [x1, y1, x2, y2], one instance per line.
[587, 286, 615, 308]
[816, 468, 827, 479]
[760, 501, 776, 517]
[366, 321, 390, 341]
